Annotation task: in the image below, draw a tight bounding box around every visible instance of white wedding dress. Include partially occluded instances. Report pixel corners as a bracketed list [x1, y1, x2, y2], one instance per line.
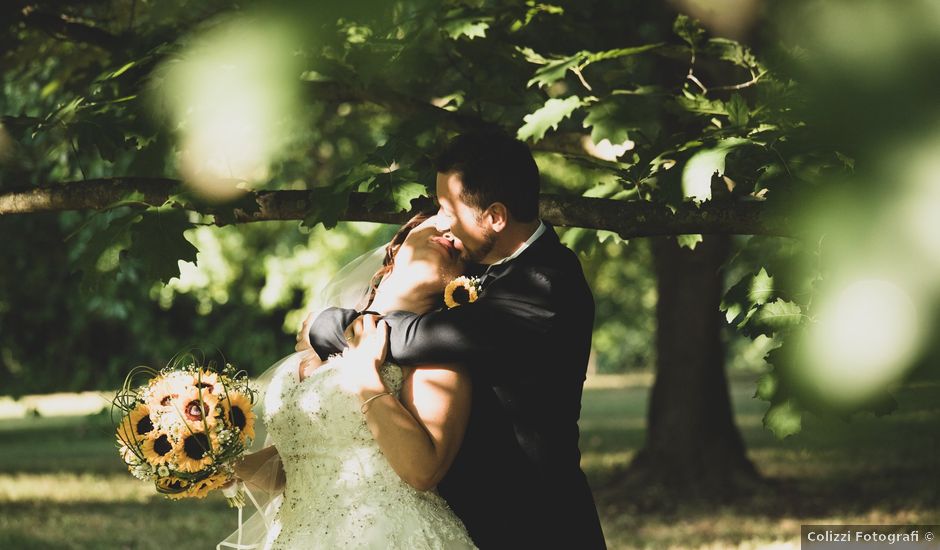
[259, 353, 477, 550]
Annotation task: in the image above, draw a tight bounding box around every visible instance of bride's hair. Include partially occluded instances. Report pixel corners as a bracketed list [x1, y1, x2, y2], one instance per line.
[362, 210, 435, 306]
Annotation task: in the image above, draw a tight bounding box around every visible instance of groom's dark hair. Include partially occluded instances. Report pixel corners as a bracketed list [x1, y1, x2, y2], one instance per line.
[434, 129, 540, 222]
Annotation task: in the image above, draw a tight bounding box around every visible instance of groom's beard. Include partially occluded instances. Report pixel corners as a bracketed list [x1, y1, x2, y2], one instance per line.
[464, 228, 497, 263]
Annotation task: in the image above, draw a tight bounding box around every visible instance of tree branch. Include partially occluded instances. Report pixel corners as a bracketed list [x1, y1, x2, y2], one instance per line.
[0, 178, 797, 238]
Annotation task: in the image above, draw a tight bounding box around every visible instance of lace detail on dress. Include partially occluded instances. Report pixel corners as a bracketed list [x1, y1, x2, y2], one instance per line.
[261, 355, 476, 550]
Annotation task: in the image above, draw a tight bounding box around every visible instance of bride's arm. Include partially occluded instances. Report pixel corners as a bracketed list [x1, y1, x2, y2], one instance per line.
[365, 365, 471, 491]
[346, 314, 471, 491]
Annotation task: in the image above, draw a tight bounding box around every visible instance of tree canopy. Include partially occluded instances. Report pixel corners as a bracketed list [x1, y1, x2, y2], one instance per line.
[3, 0, 939, 438]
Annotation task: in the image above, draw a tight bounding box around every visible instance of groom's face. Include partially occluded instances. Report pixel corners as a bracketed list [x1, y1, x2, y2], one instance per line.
[435, 171, 497, 263]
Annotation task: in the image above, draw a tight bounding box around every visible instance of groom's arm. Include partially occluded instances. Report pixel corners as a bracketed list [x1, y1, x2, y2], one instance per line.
[309, 268, 563, 375]
[308, 285, 553, 368]
[381, 277, 556, 373]
[309, 307, 360, 360]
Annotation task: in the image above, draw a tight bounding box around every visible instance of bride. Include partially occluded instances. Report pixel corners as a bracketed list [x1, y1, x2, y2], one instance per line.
[219, 212, 478, 550]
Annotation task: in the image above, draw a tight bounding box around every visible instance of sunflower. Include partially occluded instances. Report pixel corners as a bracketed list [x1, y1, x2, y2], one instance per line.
[185, 473, 230, 499]
[176, 429, 219, 473]
[155, 476, 190, 500]
[115, 402, 154, 448]
[444, 276, 480, 309]
[220, 391, 255, 443]
[141, 432, 179, 466]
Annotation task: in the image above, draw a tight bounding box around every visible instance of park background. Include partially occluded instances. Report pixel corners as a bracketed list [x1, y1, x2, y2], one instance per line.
[1, 0, 939, 548]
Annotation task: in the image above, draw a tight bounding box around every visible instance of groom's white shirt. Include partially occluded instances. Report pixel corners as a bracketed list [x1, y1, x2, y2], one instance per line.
[485, 220, 546, 271]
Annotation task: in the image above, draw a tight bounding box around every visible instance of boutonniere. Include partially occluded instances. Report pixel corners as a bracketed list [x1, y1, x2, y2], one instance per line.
[444, 276, 481, 309]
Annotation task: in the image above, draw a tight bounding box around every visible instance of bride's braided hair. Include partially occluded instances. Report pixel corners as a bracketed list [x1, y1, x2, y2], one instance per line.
[362, 210, 435, 307]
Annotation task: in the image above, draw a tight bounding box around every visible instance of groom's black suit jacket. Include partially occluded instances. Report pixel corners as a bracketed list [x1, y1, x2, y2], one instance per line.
[310, 224, 606, 549]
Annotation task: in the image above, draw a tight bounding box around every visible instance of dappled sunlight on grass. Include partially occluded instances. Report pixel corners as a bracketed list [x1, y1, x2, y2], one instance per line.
[580, 372, 940, 548]
[602, 509, 803, 549]
[0, 473, 154, 503]
[0, 372, 937, 549]
[581, 450, 635, 483]
[0, 498, 233, 550]
[0, 392, 110, 420]
[584, 372, 655, 390]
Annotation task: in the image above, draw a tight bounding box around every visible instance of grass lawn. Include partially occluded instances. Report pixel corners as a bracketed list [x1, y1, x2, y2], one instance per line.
[1, 371, 938, 549]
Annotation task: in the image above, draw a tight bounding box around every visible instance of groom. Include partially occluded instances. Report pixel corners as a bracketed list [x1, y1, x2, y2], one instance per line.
[304, 131, 606, 549]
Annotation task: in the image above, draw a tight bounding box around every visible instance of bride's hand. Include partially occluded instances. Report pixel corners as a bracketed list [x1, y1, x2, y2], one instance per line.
[340, 314, 390, 398]
[345, 314, 389, 363]
[295, 311, 316, 352]
[298, 350, 323, 381]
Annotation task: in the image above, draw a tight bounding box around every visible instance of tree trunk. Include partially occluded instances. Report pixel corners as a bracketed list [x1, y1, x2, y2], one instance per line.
[622, 235, 763, 507]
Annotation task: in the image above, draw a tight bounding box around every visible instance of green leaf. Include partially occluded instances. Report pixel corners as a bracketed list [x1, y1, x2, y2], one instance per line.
[763, 399, 802, 439]
[754, 372, 777, 401]
[511, 3, 565, 31]
[596, 230, 627, 245]
[722, 302, 745, 325]
[443, 16, 491, 40]
[721, 274, 750, 325]
[749, 298, 802, 336]
[106, 61, 136, 79]
[676, 94, 728, 116]
[705, 38, 761, 70]
[364, 173, 429, 213]
[682, 138, 750, 202]
[748, 268, 775, 306]
[516, 46, 549, 65]
[524, 44, 662, 89]
[303, 186, 353, 230]
[72, 120, 125, 163]
[727, 93, 750, 127]
[582, 100, 632, 147]
[389, 181, 428, 212]
[582, 95, 663, 146]
[673, 14, 706, 48]
[517, 96, 583, 142]
[73, 210, 143, 293]
[676, 234, 702, 250]
[582, 43, 664, 65]
[128, 209, 198, 284]
[526, 53, 582, 88]
[682, 147, 727, 203]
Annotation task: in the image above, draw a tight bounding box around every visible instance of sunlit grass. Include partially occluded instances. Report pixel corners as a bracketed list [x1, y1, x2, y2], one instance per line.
[0, 473, 152, 503]
[1, 372, 937, 549]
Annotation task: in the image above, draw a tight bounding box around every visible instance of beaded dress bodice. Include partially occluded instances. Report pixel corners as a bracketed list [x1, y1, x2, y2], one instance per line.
[261, 354, 476, 550]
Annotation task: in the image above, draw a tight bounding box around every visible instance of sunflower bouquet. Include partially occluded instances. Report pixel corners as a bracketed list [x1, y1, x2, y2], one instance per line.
[112, 353, 256, 504]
